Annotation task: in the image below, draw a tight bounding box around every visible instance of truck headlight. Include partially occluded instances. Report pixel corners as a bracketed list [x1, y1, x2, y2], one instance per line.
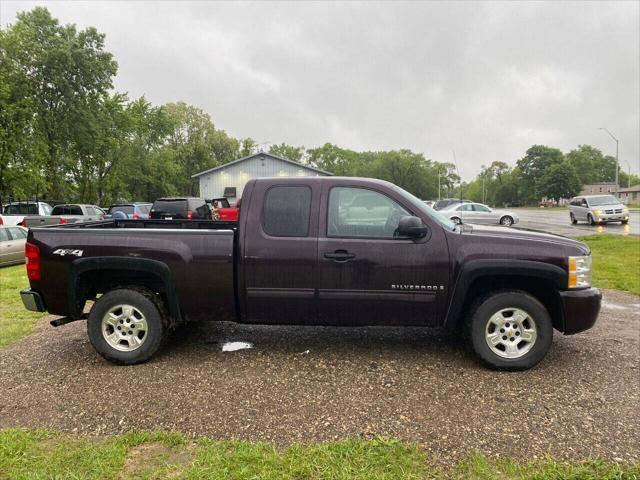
[623, 208, 629, 214]
[568, 255, 592, 288]
[593, 209, 603, 215]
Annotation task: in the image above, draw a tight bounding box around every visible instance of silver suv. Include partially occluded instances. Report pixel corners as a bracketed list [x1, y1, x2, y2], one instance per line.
[569, 195, 629, 225]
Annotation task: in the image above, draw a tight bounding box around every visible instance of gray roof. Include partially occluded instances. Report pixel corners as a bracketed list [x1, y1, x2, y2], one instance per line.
[191, 152, 333, 178]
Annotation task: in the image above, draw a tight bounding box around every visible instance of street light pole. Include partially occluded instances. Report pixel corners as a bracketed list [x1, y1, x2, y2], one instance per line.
[598, 127, 619, 196]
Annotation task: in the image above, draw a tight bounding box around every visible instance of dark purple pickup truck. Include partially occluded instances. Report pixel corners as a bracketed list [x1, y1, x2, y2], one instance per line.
[21, 177, 601, 369]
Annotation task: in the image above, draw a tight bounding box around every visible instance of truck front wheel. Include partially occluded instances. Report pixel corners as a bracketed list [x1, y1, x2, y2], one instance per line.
[468, 290, 553, 370]
[87, 288, 168, 365]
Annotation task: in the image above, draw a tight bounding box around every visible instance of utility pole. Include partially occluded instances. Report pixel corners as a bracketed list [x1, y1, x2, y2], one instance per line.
[598, 128, 619, 196]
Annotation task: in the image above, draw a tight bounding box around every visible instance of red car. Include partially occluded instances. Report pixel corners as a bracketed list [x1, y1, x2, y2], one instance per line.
[210, 198, 239, 221]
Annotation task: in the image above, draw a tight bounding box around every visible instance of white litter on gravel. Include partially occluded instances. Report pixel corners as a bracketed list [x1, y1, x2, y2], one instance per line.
[221, 341, 253, 352]
[602, 302, 628, 311]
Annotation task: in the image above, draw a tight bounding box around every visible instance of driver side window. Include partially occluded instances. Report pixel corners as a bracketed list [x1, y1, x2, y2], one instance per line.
[328, 187, 410, 238]
[473, 204, 490, 212]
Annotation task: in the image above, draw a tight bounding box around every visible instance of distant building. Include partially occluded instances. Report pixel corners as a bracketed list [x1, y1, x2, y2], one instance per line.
[579, 182, 618, 196]
[617, 185, 640, 204]
[192, 152, 332, 202]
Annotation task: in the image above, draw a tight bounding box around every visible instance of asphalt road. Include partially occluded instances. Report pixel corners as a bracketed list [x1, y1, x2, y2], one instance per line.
[513, 208, 639, 237]
[0, 290, 638, 465]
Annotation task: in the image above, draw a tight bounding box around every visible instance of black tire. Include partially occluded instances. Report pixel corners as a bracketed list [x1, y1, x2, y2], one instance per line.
[621, 219, 628, 225]
[87, 288, 168, 365]
[587, 213, 596, 226]
[500, 216, 513, 226]
[451, 216, 462, 225]
[570, 212, 577, 224]
[467, 290, 553, 370]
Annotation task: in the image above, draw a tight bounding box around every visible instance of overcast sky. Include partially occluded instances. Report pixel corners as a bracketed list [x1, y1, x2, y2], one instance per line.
[1, 1, 639, 179]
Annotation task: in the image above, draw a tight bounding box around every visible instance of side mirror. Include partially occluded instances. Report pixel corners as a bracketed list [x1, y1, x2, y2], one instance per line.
[397, 216, 428, 238]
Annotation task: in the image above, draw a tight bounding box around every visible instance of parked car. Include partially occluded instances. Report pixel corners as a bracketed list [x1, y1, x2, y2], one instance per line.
[422, 200, 435, 208]
[432, 198, 471, 210]
[0, 226, 27, 267]
[209, 198, 239, 221]
[0, 201, 58, 227]
[51, 204, 105, 224]
[442, 202, 519, 226]
[149, 197, 212, 220]
[106, 203, 152, 220]
[569, 195, 629, 225]
[22, 177, 600, 370]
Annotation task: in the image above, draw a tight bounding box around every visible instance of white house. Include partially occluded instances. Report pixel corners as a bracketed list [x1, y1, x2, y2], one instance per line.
[192, 152, 332, 202]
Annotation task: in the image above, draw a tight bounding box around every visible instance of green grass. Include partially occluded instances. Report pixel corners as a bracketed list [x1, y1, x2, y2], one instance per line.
[579, 235, 640, 295]
[0, 429, 638, 479]
[0, 265, 45, 347]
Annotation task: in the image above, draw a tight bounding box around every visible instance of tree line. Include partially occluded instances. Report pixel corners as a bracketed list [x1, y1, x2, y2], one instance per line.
[1, 8, 637, 207]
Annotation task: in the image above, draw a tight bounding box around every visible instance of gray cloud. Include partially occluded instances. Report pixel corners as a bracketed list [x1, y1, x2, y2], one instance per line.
[1, 1, 638, 179]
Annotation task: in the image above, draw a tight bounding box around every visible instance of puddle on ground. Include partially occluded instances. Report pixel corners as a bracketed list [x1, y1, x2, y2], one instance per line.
[221, 341, 253, 352]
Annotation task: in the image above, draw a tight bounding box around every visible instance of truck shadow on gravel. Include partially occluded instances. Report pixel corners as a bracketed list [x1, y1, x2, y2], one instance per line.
[165, 321, 494, 367]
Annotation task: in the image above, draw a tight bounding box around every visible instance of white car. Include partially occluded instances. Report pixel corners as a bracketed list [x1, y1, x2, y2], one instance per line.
[568, 195, 629, 225]
[442, 202, 519, 226]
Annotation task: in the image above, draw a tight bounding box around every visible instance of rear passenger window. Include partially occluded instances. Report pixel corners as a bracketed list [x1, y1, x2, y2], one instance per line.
[8, 227, 27, 239]
[263, 186, 311, 237]
[52, 205, 82, 215]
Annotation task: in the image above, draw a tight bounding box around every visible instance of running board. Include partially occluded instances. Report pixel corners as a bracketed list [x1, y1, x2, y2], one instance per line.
[50, 315, 87, 327]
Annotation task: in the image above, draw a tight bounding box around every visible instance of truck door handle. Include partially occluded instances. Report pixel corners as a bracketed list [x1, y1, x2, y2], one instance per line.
[324, 250, 355, 262]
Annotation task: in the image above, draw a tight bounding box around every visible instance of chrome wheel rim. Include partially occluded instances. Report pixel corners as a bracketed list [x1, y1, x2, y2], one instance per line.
[485, 308, 537, 359]
[102, 304, 148, 352]
[501, 217, 512, 226]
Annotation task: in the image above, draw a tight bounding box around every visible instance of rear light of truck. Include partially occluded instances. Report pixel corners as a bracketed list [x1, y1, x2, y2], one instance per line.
[59, 218, 67, 225]
[132, 213, 140, 219]
[25, 242, 41, 281]
[0, 216, 3, 225]
[187, 210, 193, 220]
[18, 219, 27, 227]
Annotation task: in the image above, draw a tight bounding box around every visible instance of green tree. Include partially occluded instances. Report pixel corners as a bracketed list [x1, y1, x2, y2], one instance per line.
[307, 143, 362, 176]
[565, 145, 616, 185]
[269, 143, 305, 162]
[163, 102, 239, 196]
[0, 27, 47, 201]
[537, 161, 582, 200]
[1, 7, 117, 200]
[239, 138, 257, 157]
[516, 145, 564, 203]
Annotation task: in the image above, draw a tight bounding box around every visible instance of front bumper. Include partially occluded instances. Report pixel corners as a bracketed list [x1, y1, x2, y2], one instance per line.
[559, 287, 602, 334]
[21, 289, 46, 312]
[593, 213, 629, 222]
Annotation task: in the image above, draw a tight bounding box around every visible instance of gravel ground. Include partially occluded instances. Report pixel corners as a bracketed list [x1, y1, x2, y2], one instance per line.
[0, 290, 638, 465]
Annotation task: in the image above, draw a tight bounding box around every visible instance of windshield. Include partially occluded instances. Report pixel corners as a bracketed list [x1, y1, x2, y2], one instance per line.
[152, 200, 188, 214]
[588, 195, 620, 206]
[392, 186, 456, 231]
[108, 205, 134, 215]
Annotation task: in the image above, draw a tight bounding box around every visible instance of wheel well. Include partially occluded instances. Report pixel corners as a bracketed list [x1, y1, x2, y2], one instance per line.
[459, 276, 563, 330]
[76, 269, 169, 318]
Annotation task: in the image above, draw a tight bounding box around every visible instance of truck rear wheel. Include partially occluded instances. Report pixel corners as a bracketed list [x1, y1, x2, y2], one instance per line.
[87, 288, 168, 365]
[467, 290, 553, 370]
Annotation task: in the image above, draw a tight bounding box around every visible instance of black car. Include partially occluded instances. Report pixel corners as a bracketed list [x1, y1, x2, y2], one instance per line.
[149, 197, 212, 220]
[433, 198, 472, 210]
